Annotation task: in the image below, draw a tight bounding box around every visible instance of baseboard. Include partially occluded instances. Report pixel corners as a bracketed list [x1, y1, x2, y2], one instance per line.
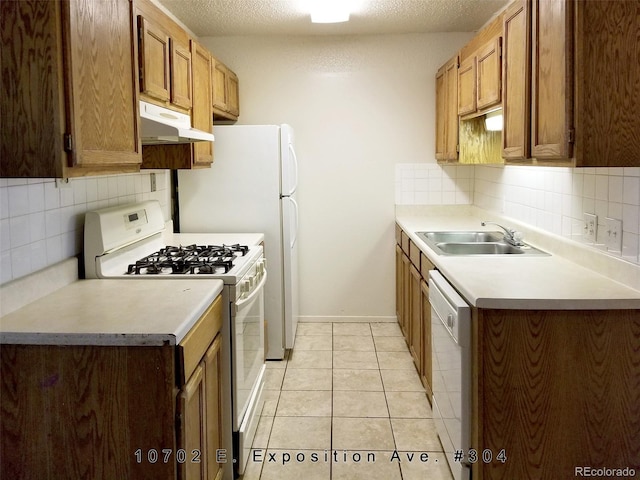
[298, 316, 397, 323]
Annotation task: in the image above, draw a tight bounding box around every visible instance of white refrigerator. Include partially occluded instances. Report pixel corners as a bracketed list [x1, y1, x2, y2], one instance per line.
[177, 125, 299, 360]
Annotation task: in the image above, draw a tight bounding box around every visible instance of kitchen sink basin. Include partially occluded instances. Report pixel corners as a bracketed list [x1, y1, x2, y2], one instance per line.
[416, 231, 549, 256]
[420, 231, 503, 243]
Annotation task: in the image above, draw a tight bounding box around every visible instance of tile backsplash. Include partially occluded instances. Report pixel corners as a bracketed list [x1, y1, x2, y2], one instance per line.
[395, 163, 474, 206]
[0, 172, 171, 284]
[396, 164, 640, 265]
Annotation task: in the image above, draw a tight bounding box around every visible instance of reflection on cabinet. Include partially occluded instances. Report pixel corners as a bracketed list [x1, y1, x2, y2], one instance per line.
[212, 59, 240, 121]
[1, 0, 141, 178]
[395, 225, 433, 396]
[138, 16, 192, 113]
[435, 56, 459, 162]
[0, 295, 227, 480]
[501, 0, 531, 160]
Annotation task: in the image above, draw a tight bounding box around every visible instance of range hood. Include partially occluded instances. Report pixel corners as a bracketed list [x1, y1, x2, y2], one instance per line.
[139, 101, 214, 145]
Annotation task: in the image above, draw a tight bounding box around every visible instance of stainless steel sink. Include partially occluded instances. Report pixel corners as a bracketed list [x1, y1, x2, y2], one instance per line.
[416, 231, 549, 256]
[420, 231, 503, 243]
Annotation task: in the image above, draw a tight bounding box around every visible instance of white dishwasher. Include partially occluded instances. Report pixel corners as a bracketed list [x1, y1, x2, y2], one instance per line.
[429, 270, 472, 480]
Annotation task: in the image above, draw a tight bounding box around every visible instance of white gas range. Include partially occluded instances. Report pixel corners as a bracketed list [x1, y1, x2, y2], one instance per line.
[84, 200, 265, 479]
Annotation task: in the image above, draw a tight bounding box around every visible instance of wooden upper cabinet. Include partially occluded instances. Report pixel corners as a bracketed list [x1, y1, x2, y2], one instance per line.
[1, 0, 141, 177]
[227, 70, 240, 118]
[138, 15, 191, 113]
[502, 0, 531, 160]
[435, 55, 459, 162]
[191, 40, 213, 168]
[138, 17, 170, 103]
[457, 56, 477, 116]
[573, 0, 640, 167]
[531, 0, 574, 160]
[170, 39, 193, 110]
[458, 35, 502, 117]
[212, 58, 240, 121]
[476, 37, 502, 110]
[212, 60, 229, 114]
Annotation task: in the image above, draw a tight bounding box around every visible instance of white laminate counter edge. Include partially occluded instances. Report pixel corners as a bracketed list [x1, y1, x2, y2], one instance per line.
[396, 208, 640, 310]
[0, 258, 79, 317]
[0, 279, 224, 346]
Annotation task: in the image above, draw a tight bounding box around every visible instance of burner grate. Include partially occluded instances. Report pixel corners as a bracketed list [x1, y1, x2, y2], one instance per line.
[125, 244, 248, 275]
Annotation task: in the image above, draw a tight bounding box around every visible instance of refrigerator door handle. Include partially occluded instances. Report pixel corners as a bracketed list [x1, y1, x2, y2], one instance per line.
[287, 144, 299, 196]
[288, 196, 299, 248]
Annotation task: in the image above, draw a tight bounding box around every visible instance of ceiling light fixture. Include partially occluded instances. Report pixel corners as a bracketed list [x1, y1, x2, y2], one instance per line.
[308, 0, 351, 23]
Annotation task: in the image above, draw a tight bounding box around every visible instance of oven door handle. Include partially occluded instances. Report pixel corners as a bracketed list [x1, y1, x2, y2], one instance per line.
[235, 271, 268, 313]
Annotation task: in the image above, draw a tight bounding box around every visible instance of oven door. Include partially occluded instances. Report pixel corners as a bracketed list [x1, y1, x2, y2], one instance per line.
[232, 269, 266, 475]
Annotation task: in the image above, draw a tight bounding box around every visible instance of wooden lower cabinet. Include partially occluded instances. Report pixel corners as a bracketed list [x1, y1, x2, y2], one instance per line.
[394, 225, 639, 478]
[419, 279, 432, 397]
[395, 226, 434, 396]
[409, 264, 422, 369]
[0, 296, 226, 480]
[473, 308, 640, 479]
[395, 244, 404, 331]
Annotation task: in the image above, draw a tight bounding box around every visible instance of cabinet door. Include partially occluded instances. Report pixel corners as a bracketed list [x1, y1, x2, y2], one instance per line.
[178, 364, 206, 480]
[531, 0, 574, 159]
[476, 37, 502, 110]
[420, 279, 432, 397]
[191, 41, 213, 168]
[139, 16, 170, 102]
[226, 70, 240, 118]
[502, 0, 531, 160]
[457, 56, 477, 115]
[435, 65, 447, 161]
[171, 39, 193, 110]
[212, 60, 229, 113]
[204, 335, 224, 480]
[401, 253, 411, 340]
[409, 264, 422, 369]
[396, 245, 404, 326]
[62, 0, 141, 171]
[444, 57, 459, 160]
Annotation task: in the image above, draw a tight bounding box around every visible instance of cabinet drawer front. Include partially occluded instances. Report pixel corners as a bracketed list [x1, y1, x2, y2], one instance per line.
[395, 224, 402, 245]
[420, 253, 435, 279]
[179, 295, 223, 385]
[409, 240, 421, 270]
[401, 231, 410, 254]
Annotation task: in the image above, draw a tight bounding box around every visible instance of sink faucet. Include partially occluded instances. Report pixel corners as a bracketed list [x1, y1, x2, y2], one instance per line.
[481, 221, 524, 246]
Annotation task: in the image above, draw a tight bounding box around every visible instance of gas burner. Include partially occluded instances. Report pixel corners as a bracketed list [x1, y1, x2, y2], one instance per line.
[125, 243, 249, 275]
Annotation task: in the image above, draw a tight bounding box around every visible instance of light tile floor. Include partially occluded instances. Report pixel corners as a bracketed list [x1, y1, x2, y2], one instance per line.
[240, 322, 454, 480]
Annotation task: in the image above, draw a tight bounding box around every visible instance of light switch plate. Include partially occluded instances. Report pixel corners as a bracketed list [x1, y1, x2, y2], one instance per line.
[604, 217, 622, 252]
[583, 213, 597, 243]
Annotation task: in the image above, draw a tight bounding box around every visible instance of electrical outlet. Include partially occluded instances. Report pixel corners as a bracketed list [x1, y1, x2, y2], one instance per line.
[150, 173, 156, 192]
[604, 217, 622, 253]
[583, 213, 597, 243]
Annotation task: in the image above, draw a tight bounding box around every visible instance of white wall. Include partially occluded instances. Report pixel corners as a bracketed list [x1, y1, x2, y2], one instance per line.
[203, 33, 472, 320]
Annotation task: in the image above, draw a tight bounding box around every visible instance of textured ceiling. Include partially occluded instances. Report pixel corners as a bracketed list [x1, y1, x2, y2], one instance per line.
[157, 0, 510, 36]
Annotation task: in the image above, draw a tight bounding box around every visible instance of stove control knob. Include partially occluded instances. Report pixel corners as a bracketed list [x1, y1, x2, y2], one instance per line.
[241, 280, 250, 296]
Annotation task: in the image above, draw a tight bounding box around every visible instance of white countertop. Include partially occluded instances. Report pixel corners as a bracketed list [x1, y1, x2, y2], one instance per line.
[165, 231, 264, 247]
[396, 208, 640, 310]
[0, 279, 224, 346]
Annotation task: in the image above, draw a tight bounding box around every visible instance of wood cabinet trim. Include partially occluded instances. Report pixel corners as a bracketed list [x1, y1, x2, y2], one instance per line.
[178, 295, 223, 385]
